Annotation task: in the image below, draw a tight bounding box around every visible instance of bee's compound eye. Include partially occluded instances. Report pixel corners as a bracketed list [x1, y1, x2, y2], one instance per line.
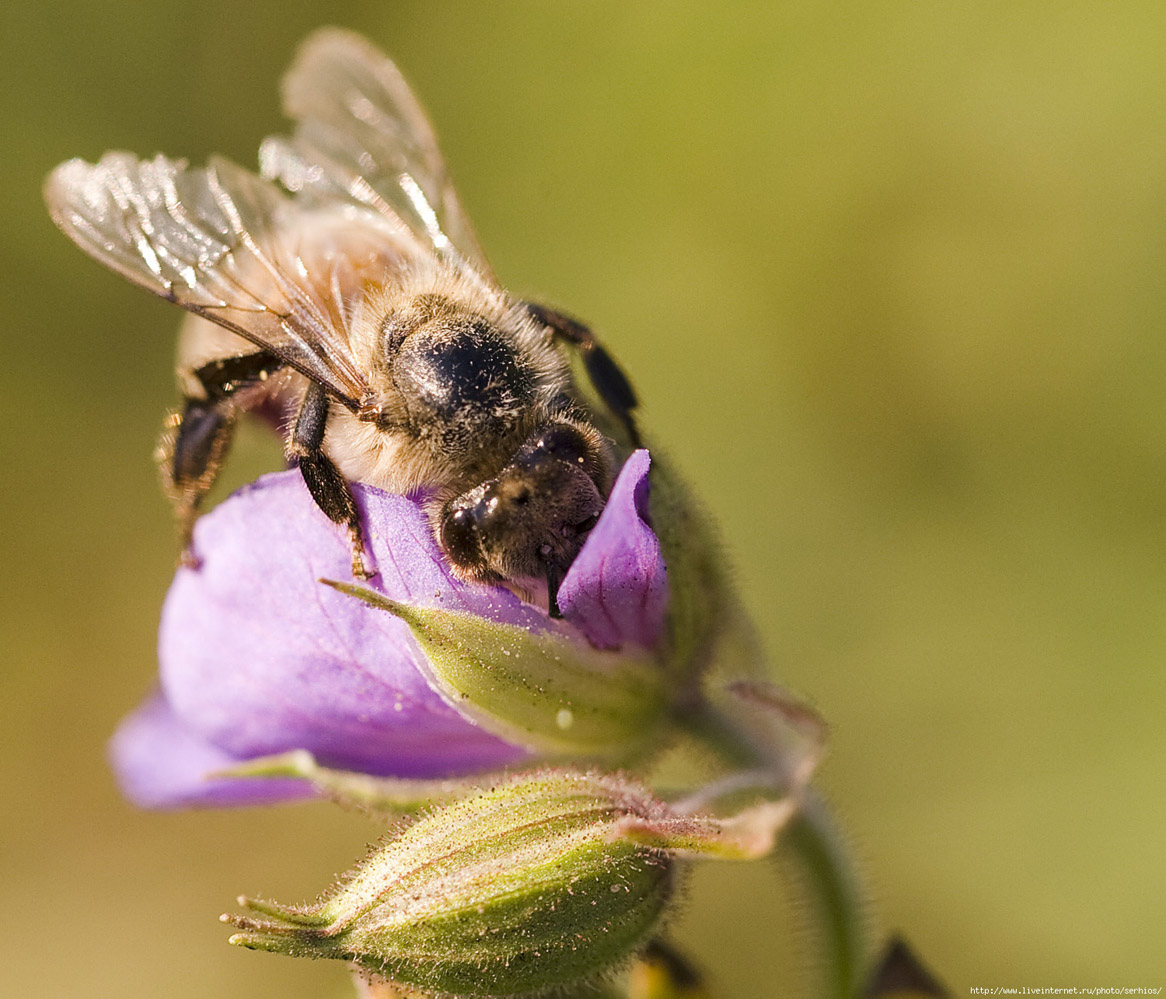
[440, 505, 481, 570]
[534, 424, 589, 464]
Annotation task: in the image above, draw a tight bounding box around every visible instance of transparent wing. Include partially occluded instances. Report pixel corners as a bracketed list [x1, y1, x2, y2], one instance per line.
[260, 26, 498, 287]
[45, 151, 380, 409]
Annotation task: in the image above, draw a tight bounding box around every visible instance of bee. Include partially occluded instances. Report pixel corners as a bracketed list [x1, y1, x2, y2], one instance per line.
[45, 28, 641, 614]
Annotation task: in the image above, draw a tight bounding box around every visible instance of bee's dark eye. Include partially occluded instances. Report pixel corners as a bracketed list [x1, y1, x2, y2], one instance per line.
[440, 506, 481, 569]
[533, 424, 589, 464]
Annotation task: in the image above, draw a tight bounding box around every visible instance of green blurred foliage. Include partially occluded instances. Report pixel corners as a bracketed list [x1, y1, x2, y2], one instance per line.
[3, 1, 1165, 996]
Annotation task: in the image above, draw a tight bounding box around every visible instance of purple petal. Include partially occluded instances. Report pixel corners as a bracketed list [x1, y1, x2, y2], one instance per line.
[156, 472, 534, 782]
[558, 450, 669, 649]
[116, 449, 671, 809]
[110, 692, 313, 809]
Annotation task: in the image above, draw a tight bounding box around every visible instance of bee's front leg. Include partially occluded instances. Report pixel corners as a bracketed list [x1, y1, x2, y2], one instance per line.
[159, 350, 284, 562]
[524, 302, 642, 449]
[287, 381, 373, 580]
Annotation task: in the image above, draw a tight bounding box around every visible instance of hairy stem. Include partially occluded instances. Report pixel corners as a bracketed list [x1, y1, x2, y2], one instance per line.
[779, 791, 868, 999]
[678, 697, 869, 998]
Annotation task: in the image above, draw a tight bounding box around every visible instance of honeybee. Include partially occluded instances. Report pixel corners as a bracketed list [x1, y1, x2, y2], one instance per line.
[45, 28, 641, 613]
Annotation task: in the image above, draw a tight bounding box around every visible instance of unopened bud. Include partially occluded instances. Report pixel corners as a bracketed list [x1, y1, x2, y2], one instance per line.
[225, 771, 678, 997]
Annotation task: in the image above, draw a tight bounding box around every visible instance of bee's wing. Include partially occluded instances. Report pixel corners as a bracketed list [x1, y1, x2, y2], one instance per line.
[259, 27, 498, 287]
[45, 152, 376, 408]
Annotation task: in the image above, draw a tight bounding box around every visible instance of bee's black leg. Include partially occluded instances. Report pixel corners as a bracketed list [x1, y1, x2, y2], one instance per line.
[524, 302, 642, 449]
[288, 381, 372, 579]
[194, 350, 284, 404]
[160, 400, 236, 560]
[159, 350, 284, 559]
[545, 562, 565, 619]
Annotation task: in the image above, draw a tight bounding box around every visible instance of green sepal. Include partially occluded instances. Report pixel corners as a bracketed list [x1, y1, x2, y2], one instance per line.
[216, 749, 486, 815]
[325, 580, 670, 762]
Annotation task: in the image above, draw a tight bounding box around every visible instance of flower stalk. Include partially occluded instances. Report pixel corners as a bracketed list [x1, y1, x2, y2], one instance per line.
[676, 690, 870, 999]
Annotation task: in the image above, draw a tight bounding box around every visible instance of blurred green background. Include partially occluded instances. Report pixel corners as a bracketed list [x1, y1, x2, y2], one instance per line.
[4, 1, 1164, 995]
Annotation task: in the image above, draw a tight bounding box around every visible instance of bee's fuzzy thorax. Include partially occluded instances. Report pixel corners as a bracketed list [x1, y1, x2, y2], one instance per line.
[322, 260, 575, 496]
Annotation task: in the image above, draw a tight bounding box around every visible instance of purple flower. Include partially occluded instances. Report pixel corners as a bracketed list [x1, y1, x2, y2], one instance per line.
[111, 451, 668, 809]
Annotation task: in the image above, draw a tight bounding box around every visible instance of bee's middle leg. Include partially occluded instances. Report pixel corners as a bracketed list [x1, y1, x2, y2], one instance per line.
[287, 381, 372, 580]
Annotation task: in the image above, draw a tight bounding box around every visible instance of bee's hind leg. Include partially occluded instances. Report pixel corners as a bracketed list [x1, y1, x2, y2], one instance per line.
[287, 381, 373, 580]
[158, 400, 237, 563]
[524, 302, 642, 449]
[158, 349, 284, 566]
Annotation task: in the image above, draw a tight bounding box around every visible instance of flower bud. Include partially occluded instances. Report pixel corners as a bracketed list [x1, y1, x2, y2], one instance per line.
[225, 771, 678, 997]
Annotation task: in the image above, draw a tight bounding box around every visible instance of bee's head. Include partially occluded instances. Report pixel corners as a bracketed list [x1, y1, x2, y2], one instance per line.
[439, 421, 613, 614]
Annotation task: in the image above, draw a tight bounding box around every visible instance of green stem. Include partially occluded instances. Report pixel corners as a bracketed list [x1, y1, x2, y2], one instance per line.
[676, 699, 869, 998]
[780, 791, 868, 999]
